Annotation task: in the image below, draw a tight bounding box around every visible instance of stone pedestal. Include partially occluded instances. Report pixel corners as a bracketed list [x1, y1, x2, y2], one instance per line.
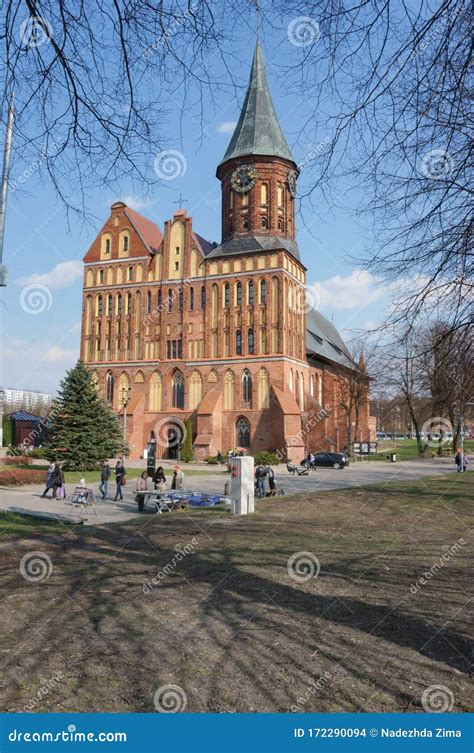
[230, 456, 255, 515]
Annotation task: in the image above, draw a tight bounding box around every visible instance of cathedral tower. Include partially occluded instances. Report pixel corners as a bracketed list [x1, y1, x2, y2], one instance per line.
[216, 44, 300, 259]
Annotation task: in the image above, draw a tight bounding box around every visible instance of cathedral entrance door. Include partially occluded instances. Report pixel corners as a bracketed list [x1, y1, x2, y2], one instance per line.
[165, 419, 184, 459]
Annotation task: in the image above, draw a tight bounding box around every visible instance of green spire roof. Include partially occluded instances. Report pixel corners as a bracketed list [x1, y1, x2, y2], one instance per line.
[218, 43, 294, 168]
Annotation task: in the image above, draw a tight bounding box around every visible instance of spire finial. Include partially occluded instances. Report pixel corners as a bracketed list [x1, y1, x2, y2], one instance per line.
[253, 0, 261, 41]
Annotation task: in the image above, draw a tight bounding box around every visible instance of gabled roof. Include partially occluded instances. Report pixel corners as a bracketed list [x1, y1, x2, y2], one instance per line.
[124, 207, 163, 254]
[218, 43, 295, 169]
[306, 309, 358, 371]
[9, 411, 43, 422]
[192, 231, 214, 258]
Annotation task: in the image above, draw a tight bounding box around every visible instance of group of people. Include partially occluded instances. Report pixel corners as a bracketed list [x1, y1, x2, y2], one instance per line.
[255, 462, 276, 499]
[98, 460, 127, 501]
[41, 462, 65, 499]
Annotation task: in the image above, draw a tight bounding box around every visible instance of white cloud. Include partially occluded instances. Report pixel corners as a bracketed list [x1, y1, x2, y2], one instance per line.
[116, 195, 156, 211]
[311, 270, 390, 311]
[43, 345, 78, 363]
[216, 121, 237, 134]
[15, 260, 82, 290]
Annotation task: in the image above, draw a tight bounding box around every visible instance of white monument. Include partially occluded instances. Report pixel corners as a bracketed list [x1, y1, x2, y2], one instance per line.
[230, 456, 255, 515]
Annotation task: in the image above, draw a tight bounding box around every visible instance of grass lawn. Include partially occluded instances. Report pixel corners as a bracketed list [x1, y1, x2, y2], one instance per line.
[0, 473, 471, 713]
[367, 438, 474, 462]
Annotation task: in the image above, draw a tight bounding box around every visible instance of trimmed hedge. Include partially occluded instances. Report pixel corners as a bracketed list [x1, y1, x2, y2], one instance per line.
[253, 451, 280, 465]
[2, 456, 31, 466]
[0, 469, 45, 486]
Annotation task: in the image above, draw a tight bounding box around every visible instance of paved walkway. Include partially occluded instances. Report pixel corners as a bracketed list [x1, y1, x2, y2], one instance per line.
[0, 457, 465, 526]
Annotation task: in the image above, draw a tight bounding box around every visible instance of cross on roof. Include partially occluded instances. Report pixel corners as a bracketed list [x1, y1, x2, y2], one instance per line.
[173, 193, 188, 208]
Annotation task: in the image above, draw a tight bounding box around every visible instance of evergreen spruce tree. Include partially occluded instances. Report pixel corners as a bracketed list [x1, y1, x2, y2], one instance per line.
[46, 361, 125, 470]
[180, 418, 194, 463]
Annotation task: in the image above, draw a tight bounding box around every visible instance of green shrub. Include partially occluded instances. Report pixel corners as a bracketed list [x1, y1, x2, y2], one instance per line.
[253, 451, 280, 465]
[180, 418, 194, 462]
[2, 415, 13, 446]
[204, 456, 219, 464]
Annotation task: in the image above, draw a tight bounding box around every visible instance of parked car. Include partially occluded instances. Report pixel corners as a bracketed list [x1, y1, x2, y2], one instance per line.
[300, 452, 349, 469]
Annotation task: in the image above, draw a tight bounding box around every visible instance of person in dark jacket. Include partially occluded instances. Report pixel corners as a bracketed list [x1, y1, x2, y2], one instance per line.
[41, 462, 56, 498]
[152, 466, 166, 489]
[51, 463, 64, 500]
[265, 463, 276, 494]
[114, 460, 126, 501]
[255, 464, 267, 499]
[99, 461, 110, 499]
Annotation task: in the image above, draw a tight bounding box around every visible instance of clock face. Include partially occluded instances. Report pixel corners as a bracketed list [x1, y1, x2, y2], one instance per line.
[231, 164, 257, 193]
[287, 169, 298, 197]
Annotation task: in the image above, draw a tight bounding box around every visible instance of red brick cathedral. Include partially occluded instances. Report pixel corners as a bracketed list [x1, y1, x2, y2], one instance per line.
[80, 44, 375, 460]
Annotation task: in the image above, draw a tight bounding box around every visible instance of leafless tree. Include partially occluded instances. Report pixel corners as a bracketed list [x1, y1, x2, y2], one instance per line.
[277, 0, 473, 337]
[1, 0, 243, 218]
[334, 352, 371, 453]
[420, 321, 474, 452]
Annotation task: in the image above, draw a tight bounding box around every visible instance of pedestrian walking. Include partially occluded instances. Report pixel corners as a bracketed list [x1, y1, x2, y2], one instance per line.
[455, 449, 468, 473]
[99, 461, 110, 500]
[40, 462, 56, 498]
[51, 463, 64, 500]
[255, 463, 267, 499]
[114, 460, 126, 501]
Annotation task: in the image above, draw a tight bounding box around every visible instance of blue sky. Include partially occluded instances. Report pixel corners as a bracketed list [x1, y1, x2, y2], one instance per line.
[1, 21, 394, 395]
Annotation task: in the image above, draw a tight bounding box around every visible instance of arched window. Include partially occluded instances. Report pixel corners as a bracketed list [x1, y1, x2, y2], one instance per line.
[258, 368, 270, 409]
[172, 371, 185, 409]
[168, 289, 173, 311]
[260, 183, 268, 205]
[261, 217, 268, 230]
[224, 283, 230, 307]
[179, 287, 183, 311]
[85, 296, 92, 336]
[248, 280, 254, 305]
[236, 417, 250, 448]
[278, 218, 284, 231]
[212, 284, 218, 327]
[295, 372, 300, 405]
[189, 370, 203, 410]
[149, 371, 162, 411]
[158, 289, 162, 308]
[127, 266, 133, 282]
[243, 217, 249, 231]
[117, 293, 122, 315]
[201, 285, 206, 309]
[97, 295, 103, 316]
[260, 279, 267, 304]
[236, 329, 242, 355]
[106, 372, 114, 404]
[123, 234, 129, 253]
[98, 268, 104, 284]
[147, 291, 152, 314]
[105, 238, 111, 254]
[248, 328, 254, 354]
[310, 375, 315, 397]
[189, 287, 194, 310]
[125, 292, 132, 315]
[289, 369, 293, 393]
[236, 282, 242, 306]
[107, 294, 113, 316]
[224, 370, 235, 409]
[242, 370, 252, 403]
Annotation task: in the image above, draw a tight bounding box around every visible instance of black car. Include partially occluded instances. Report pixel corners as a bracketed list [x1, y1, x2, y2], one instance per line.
[300, 452, 349, 469]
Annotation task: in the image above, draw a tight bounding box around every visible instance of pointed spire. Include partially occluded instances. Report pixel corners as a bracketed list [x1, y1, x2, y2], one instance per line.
[218, 44, 294, 169]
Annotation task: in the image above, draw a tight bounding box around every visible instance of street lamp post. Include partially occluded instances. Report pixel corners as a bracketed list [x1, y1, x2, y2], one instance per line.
[121, 386, 131, 445]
